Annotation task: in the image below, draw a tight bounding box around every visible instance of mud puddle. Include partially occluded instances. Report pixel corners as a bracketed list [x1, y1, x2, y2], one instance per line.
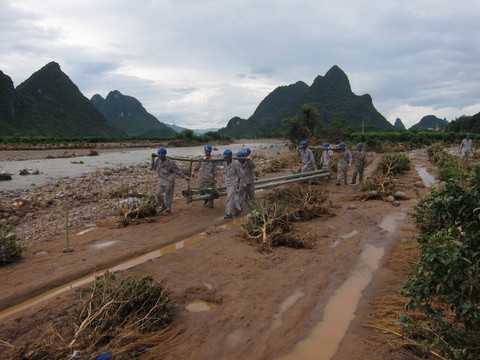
[186, 300, 217, 312]
[0, 219, 243, 321]
[272, 287, 306, 329]
[278, 244, 385, 360]
[415, 164, 438, 188]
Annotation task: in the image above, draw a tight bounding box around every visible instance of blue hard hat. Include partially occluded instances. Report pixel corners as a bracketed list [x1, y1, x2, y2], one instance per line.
[467, 133, 472, 137]
[223, 149, 233, 157]
[339, 142, 345, 149]
[323, 142, 330, 148]
[237, 151, 245, 158]
[204, 144, 212, 151]
[301, 141, 308, 147]
[244, 148, 251, 155]
[157, 147, 167, 156]
[357, 142, 363, 147]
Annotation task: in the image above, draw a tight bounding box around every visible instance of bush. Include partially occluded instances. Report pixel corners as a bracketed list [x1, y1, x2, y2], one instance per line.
[0, 173, 12, 181]
[427, 144, 463, 181]
[377, 153, 411, 175]
[398, 166, 480, 359]
[0, 226, 27, 266]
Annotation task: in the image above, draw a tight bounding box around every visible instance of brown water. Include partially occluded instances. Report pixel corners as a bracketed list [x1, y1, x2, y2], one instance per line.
[278, 244, 385, 360]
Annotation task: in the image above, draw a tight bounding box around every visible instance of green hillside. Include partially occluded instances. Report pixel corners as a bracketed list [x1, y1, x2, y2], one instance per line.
[219, 65, 393, 138]
[91, 90, 175, 137]
[12, 62, 125, 137]
[0, 70, 17, 134]
[408, 115, 449, 132]
[445, 112, 480, 133]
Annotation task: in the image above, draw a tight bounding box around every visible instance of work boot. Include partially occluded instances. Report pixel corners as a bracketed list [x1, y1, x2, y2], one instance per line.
[164, 210, 171, 215]
[158, 204, 166, 212]
[336, 182, 341, 186]
[224, 214, 233, 219]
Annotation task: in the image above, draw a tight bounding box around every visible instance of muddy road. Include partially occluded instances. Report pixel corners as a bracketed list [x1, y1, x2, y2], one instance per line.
[0, 147, 435, 359]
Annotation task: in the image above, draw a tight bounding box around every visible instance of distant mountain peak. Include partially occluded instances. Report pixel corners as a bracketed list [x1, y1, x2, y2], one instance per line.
[394, 118, 406, 130]
[311, 65, 351, 93]
[92, 90, 175, 137]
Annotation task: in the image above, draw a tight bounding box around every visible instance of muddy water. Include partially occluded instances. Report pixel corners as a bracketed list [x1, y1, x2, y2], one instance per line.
[278, 244, 385, 360]
[0, 142, 284, 191]
[415, 164, 438, 188]
[0, 218, 243, 321]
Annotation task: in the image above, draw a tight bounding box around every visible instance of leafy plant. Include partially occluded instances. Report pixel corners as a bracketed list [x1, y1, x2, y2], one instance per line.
[399, 166, 480, 359]
[0, 172, 12, 181]
[0, 226, 28, 266]
[377, 153, 411, 175]
[427, 143, 463, 181]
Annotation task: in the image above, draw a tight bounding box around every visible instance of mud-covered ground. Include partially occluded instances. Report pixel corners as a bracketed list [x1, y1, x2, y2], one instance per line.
[0, 146, 440, 359]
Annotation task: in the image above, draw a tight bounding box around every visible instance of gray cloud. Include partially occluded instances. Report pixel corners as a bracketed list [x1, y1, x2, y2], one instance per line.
[1, 0, 479, 129]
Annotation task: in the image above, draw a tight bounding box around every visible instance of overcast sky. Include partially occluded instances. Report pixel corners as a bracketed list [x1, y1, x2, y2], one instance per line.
[1, 0, 479, 130]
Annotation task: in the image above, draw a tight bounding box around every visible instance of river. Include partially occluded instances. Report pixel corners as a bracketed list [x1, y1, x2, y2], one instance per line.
[0, 142, 285, 191]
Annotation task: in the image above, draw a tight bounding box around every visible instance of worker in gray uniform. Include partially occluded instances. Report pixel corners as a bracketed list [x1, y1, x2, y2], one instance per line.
[237, 149, 256, 208]
[296, 140, 316, 173]
[151, 147, 188, 215]
[460, 133, 474, 164]
[222, 149, 245, 219]
[193, 144, 217, 208]
[351, 142, 367, 184]
[336, 142, 352, 186]
[320, 142, 334, 172]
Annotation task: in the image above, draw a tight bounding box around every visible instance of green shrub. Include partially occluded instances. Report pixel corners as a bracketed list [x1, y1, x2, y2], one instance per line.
[398, 166, 480, 359]
[427, 144, 463, 181]
[0, 227, 27, 266]
[377, 153, 411, 175]
[0, 173, 12, 181]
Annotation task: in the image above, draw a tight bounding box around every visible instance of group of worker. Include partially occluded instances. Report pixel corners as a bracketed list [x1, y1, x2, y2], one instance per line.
[296, 140, 368, 186]
[151, 145, 255, 219]
[151, 133, 474, 218]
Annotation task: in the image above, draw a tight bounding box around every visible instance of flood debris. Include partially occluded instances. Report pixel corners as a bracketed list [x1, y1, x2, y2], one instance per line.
[8, 272, 179, 360]
[241, 184, 333, 252]
[358, 153, 412, 201]
[115, 195, 157, 227]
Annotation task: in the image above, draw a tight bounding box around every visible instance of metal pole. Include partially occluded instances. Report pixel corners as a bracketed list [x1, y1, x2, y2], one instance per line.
[187, 172, 330, 202]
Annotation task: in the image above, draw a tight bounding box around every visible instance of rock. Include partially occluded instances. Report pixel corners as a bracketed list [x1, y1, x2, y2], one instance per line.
[8, 215, 19, 225]
[395, 191, 407, 199]
[386, 195, 395, 203]
[204, 225, 216, 234]
[414, 181, 425, 188]
[347, 204, 356, 210]
[392, 201, 401, 207]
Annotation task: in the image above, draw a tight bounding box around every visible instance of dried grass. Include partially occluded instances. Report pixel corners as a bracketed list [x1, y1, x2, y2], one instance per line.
[8, 272, 179, 360]
[241, 184, 334, 252]
[115, 195, 158, 227]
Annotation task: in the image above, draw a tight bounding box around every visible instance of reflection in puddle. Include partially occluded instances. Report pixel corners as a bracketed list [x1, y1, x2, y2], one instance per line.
[415, 165, 437, 188]
[278, 244, 385, 360]
[186, 300, 217, 312]
[76, 228, 97, 236]
[379, 213, 406, 233]
[272, 287, 306, 329]
[330, 230, 359, 248]
[89, 240, 119, 250]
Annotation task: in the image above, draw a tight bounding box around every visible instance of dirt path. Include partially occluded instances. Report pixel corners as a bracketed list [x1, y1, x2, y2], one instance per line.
[0, 149, 432, 359]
